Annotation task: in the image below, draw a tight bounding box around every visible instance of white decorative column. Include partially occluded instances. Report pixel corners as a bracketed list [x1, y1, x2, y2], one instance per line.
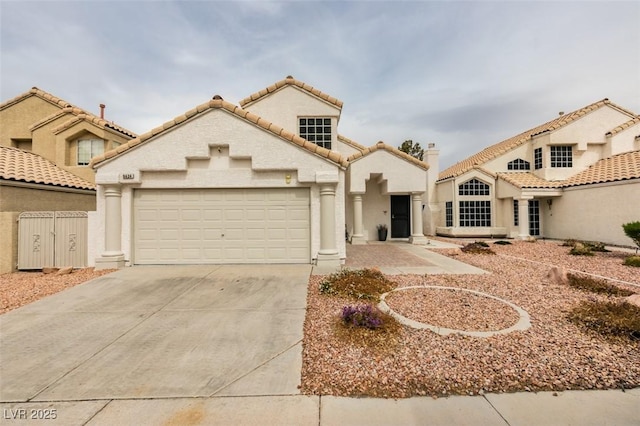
[317, 183, 341, 267]
[517, 198, 531, 240]
[95, 185, 125, 269]
[350, 193, 366, 245]
[409, 192, 428, 245]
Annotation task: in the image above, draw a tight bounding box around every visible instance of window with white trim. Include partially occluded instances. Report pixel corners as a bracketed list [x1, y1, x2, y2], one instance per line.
[458, 178, 490, 196]
[445, 202, 453, 227]
[299, 117, 331, 149]
[507, 158, 530, 170]
[513, 200, 519, 226]
[550, 146, 572, 167]
[459, 201, 491, 227]
[77, 139, 104, 165]
[534, 147, 542, 170]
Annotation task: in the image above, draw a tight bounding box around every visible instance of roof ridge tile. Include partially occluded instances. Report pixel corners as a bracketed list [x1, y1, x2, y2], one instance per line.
[239, 75, 344, 109]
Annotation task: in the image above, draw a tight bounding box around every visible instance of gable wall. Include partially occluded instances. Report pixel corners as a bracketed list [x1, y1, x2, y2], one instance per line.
[0, 96, 61, 147]
[242, 86, 341, 149]
[348, 150, 426, 194]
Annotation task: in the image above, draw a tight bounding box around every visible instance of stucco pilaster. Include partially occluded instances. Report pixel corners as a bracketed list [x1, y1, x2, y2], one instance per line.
[95, 185, 125, 269]
[317, 183, 340, 267]
[409, 192, 428, 245]
[350, 193, 366, 245]
[517, 198, 531, 240]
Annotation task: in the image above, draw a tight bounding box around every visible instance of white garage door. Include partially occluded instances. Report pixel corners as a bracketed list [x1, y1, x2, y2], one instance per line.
[133, 188, 310, 264]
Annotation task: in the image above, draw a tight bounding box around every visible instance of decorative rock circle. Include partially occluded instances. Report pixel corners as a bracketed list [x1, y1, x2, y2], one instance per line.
[378, 285, 531, 338]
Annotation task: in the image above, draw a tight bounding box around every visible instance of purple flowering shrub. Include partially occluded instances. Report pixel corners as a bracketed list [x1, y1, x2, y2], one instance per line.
[341, 304, 384, 329]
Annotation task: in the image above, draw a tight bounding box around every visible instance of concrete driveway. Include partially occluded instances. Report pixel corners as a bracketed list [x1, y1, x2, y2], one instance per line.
[0, 265, 309, 402]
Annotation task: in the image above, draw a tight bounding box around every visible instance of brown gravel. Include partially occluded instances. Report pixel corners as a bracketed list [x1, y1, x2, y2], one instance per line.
[385, 287, 520, 331]
[301, 240, 640, 398]
[0, 268, 115, 314]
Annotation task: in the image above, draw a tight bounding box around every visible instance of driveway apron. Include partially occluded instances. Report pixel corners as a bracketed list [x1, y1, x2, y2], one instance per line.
[0, 265, 310, 402]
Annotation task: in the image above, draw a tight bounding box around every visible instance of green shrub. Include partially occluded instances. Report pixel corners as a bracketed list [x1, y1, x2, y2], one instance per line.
[567, 273, 634, 297]
[319, 268, 395, 301]
[622, 221, 640, 249]
[474, 241, 490, 247]
[623, 256, 640, 267]
[567, 300, 640, 341]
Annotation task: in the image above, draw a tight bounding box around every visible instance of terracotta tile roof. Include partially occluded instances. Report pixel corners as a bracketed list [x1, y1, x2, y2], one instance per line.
[3, 87, 136, 139]
[439, 99, 637, 181]
[606, 115, 640, 136]
[90, 96, 348, 168]
[337, 134, 366, 152]
[563, 150, 640, 187]
[0, 146, 95, 190]
[496, 172, 564, 189]
[497, 151, 640, 189]
[239, 76, 343, 109]
[346, 141, 429, 170]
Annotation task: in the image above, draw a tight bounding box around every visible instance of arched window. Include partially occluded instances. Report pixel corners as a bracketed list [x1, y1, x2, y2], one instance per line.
[458, 178, 490, 196]
[507, 158, 530, 170]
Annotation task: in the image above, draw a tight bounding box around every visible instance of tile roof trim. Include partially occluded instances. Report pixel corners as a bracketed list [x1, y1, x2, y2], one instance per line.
[496, 172, 564, 189]
[563, 150, 640, 188]
[438, 98, 638, 181]
[605, 115, 640, 136]
[337, 134, 366, 152]
[346, 141, 429, 170]
[0, 87, 72, 111]
[90, 98, 348, 169]
[50, 109, 138, 138]
[239, 76, 344, 109]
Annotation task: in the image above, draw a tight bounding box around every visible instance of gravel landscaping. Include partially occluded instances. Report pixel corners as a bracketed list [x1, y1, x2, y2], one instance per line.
[0, 268, 115, 314]
[301, 240, 640, 398]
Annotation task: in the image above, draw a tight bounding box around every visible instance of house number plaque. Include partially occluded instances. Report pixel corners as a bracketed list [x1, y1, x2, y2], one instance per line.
[121, 173, 135, 180]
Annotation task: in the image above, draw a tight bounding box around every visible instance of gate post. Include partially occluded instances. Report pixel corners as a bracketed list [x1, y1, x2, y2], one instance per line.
[95, 185, 125, 269]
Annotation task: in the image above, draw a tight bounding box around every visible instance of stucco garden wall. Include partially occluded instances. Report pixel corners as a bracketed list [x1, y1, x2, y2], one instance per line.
[0, 212, 19, 274]
[0, 185, 96, 212]
[543, 180, 640, 246]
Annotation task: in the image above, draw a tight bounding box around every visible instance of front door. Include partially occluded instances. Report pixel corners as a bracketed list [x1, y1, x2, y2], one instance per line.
[390, 195, 410, 238]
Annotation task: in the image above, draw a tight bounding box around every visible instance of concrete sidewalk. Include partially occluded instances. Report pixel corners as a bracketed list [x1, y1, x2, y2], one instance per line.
[1, 388, 638, 425]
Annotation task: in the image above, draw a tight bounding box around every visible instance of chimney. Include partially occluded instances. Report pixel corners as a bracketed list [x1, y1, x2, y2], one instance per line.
[99, 104, 106, 119]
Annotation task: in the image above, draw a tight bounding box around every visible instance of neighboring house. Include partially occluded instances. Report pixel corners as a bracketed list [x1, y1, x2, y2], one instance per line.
[0, 87, 137, 183]
[436, 99, 640, 246]
[90, 76, 434, 269]
[0, 146, 96, 274]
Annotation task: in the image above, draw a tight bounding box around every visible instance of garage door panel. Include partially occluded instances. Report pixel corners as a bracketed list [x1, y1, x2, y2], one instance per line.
[134, 188, 310, 264]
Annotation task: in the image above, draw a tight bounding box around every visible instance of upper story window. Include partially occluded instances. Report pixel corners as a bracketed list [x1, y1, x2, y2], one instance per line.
[77, 139, 104, 166]
[550, 146, 572, 168]
[534, 148, 542, 169]
[507, 158, 530, 170]
[299, 117, 331, 149]
[458, 178, 490, 196]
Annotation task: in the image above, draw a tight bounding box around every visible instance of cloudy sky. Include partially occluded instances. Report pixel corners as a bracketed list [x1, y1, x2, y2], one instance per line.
[2, 1, 639, 169]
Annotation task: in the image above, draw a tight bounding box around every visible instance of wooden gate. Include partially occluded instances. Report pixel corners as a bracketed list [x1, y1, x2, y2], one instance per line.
[18, 211, 88, 270]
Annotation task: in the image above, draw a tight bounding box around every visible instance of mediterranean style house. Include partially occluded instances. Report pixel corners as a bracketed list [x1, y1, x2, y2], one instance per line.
[0, 87, 136, 183]
[435, 99, 640, 246]
[89, 76, 435, 269]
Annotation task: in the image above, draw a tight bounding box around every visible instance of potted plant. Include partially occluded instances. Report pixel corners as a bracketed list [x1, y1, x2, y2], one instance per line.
[377, 224, 388, 241]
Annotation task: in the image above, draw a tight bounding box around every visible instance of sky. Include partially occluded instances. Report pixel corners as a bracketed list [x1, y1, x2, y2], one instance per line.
[1, 0, 639, 170]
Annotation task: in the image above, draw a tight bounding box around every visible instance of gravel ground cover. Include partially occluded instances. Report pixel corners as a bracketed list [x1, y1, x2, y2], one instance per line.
[0, 268, 115, 314]
[301, 240, 640, 398]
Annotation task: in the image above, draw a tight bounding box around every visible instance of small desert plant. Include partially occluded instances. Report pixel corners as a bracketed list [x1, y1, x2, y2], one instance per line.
[341, 304, 384, 329]
[561, 239, 577, 247]
[493, 240, 512, 245]
[622, 221, 640, 250]
[319, 268, 395, 301]
[461, 242, 495, 254]
[569, 242, 594, 256]
[566, 273, 634, 297]
[623, 256, 640, 267]
[583, 241, 610, 252]
[567, 300, 640, 341]
[475, 241, 490, 247]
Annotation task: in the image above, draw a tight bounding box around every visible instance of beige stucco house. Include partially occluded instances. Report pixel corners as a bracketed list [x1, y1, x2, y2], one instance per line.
[0, 87, 136, 183]
[435, 99, 640, 246]
[89, 76, 434, 269]
[0, 146, 96, 274]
